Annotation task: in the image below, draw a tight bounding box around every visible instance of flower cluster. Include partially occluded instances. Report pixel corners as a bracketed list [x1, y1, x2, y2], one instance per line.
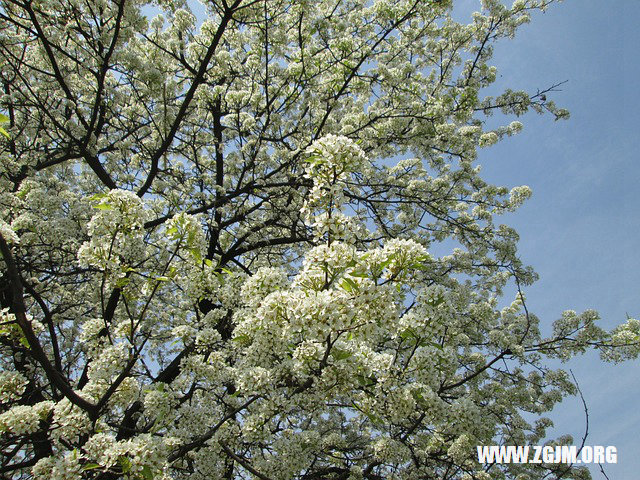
[0, 402, 53, 436]
[77, 189, 149, 277]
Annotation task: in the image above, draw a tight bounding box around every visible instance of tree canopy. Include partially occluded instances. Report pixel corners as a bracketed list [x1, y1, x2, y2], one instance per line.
[0, 0, 638, 478]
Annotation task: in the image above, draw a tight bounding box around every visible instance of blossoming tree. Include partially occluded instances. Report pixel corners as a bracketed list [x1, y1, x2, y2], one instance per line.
[0, 0, 638, 478]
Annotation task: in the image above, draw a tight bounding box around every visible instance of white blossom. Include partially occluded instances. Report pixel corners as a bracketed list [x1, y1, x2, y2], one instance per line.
[0, 1, 631, 479]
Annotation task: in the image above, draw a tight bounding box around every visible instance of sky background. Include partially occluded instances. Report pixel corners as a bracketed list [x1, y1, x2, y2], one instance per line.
[453, 1, 639, 477]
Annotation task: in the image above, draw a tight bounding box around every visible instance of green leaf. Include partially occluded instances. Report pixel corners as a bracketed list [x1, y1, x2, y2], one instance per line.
[331, 348, 352, 361]
[93, 203, 112, 210]
[344, 259, 357, 269]
[0, 113, 8, 123]
[232, 334, 251, 345]
[115, 277, 131, 288]
[411, 262, 429, 271]
[348, 269, 369, 278]
[189, 247, 202, 263]
[355, 373, 376, 387]
[399, 328, 416, 340]
[0, 126, 9, 139]
[340, 279, 353, 292]
[140, 464, 154, 480]
[411, 390, 426, 406]
[118, 456, 132, 473]
[341, 277, 359, 293]
[82, 463, 102, 471]
[154, 276, 170, 282]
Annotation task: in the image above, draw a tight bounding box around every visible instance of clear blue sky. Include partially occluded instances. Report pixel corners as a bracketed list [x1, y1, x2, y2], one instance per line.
[459, 1, 640, 477]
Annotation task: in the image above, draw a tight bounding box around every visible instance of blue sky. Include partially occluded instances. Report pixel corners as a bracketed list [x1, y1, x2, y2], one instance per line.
[458, 1, 640, 477]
